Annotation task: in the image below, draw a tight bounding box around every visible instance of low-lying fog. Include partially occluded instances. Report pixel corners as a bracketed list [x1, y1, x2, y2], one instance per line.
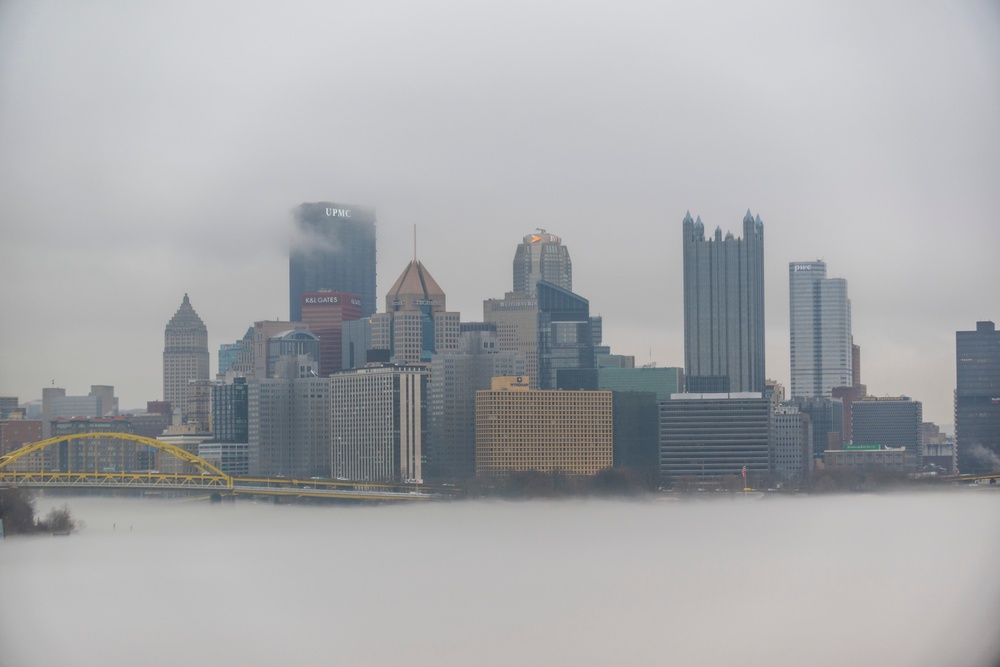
[2, 492, 999, 666]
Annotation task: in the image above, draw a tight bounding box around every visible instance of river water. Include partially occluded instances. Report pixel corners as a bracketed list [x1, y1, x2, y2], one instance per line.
[2, 491, 999, 666]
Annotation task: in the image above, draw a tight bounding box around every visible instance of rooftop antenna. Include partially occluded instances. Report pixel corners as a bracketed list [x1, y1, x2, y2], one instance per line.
[413, 224, 417, 263]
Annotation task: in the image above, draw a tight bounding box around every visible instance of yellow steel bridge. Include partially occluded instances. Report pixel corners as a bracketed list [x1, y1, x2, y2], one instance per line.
[0, 432, 452, 501]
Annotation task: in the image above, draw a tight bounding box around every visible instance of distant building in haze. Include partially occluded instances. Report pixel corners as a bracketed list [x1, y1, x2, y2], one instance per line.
[789, 260, 852, 398]
[212, 378, 248, 444]
[427, 324, 526, 480]
[289, 202, 376, 320]
[512, 230, 572, 296]
[163, 294, 209, 422]
[852, 396, 923, 468]
[248, 372, 331, 479]
[484, 293, 539, 385]
[771, 405, 812, 482]
[682, 211, 765, 393]
[956, 320, 1000, 474]
[787, 395, 844, 460]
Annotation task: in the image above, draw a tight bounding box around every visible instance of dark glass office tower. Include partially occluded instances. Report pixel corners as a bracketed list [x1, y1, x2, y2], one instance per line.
[290, 202, 376, 321]
[682, 210, 765, 393]
[536, 281, 593, 390]
[956, 321, 1000, 474]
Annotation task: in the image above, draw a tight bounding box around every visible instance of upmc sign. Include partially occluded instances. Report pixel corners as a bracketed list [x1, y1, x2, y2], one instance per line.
[325, 208, 352, 217]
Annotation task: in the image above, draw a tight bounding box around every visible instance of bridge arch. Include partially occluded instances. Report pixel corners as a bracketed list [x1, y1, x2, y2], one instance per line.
[0, 432, 232, 485]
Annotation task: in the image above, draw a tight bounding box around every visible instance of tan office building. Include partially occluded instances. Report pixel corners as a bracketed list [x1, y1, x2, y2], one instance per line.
[475, 377, 612, 477]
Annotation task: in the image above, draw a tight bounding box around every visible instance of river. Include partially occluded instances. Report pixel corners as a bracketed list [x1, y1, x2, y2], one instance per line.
[2, 491, 999, 666]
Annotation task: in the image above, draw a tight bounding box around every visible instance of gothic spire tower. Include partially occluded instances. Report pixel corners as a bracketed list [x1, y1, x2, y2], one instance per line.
[163, 294, 209, 420]
[682, 210, 765, 393]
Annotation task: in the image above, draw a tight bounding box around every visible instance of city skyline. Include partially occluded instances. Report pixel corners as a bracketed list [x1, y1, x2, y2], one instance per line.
[1, 2, 998, 425]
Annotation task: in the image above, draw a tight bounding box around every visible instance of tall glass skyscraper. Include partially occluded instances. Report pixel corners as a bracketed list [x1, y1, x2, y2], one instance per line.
[788, 260, 852, 398]
[956, 320, 1000, 474]
[682, 210, 765, 393]
[512, 230, 572, 296]
[289, 202, 376, 321]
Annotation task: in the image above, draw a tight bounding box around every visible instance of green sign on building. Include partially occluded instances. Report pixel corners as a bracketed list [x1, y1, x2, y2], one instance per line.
[843, 443, 880, 451]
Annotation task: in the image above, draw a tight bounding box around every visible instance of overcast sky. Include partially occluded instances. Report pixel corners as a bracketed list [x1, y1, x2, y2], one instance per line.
[1, 1, 998, 424]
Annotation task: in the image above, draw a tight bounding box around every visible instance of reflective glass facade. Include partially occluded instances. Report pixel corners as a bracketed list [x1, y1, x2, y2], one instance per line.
[789, 261, 852, 398]
[956, 321, 1000, 474]
[289, 202, 376, 320]
[682, 211, 765, 393]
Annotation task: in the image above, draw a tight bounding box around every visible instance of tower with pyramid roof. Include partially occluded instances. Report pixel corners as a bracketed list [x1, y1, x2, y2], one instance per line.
[163, 294, 210, 421]
[370, 260, 460, 365]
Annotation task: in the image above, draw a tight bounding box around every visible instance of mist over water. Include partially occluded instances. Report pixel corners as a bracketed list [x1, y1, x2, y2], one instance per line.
[2, 493, 999, 667]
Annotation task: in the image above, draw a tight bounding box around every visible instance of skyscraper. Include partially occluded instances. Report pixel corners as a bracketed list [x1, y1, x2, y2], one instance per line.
[330, 364, 428, 482]
[370, 260, 460, 365]
[956, 320, 1000, 474]
[536, 281, 594, 390]
[788, 260, 853, 398]
[512, 230, 572, 296]
[300, 290, 363, 375]
[163, 294, 209, 420]
[682, 210, 765, 393]
[289, 202, 376, 321]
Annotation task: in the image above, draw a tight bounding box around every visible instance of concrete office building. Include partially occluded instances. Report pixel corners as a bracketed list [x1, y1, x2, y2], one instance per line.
[42, 385, 121, 437]
[248, 374, 332, 478]
[266, 330, 322, 378]
[475, 377, 612, 478]
[852, 396, 923, 469]
[789, 261, 853, 398]
[50, 417, 136, 473]
[290, 202, 376, 320]
[0, 419, 43, 471]
[427, 325, 526, 480]
[371, 260, 460, 366]
[251, 320, 308, 379]
[484, 293, 539, 386]
[682, 211, 765, 393]
[300, 290, 363, 376]
[512, 230, 572, 296]
[163, 294, 209, 421]
[330, 364, 428, 483]
[184, 379, 215, 433]
[771, 405, 812, 482]
[956, 321, 1000, 474]
[659, 393, 771, 484]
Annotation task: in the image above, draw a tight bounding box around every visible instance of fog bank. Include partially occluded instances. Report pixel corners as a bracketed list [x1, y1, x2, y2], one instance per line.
[2, 493, 999, 666]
